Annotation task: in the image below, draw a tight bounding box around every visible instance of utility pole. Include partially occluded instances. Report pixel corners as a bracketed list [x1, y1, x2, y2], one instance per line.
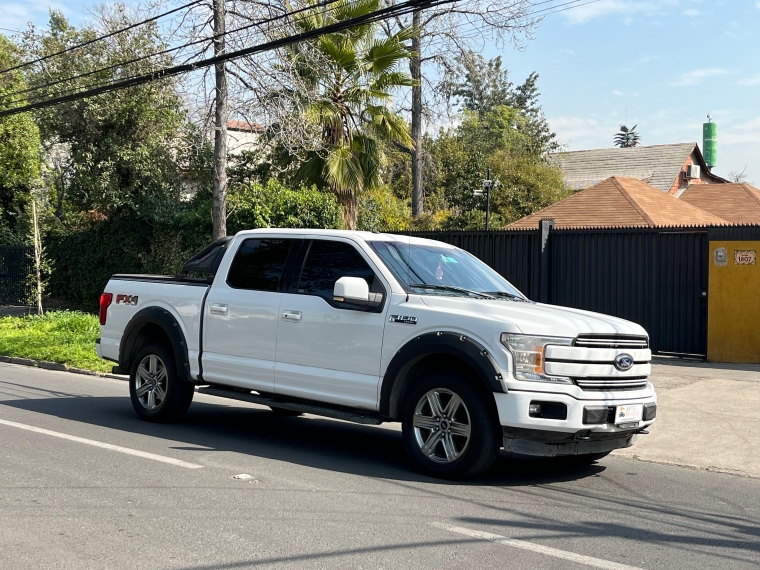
[475, 168, 494, 231]
[409, 8, 423, 218]
[212, 0, 228, 239]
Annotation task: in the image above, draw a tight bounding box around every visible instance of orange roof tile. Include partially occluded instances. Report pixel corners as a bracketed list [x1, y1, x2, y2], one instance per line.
[508, 177, 730, 230]
[678, 183, 760, 224]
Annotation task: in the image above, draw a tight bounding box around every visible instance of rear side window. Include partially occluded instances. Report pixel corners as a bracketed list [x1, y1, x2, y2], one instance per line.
[227, 238, 294, 291]
[297, 240, 379, 300]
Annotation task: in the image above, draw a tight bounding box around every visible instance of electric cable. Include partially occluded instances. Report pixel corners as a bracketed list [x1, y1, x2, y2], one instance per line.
[0, 0, 600, 117]
[0, 0, 345, 105]
[0, 0, 205, 75]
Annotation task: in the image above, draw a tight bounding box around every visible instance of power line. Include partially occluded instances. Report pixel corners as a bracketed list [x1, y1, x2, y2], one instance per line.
[0, 0, 444, 119]
[0, 0, 345, 106]
[0, 0, 205, 75]
[0, 0, 599, 117]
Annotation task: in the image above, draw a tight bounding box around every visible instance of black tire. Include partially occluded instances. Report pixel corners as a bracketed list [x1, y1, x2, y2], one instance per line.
[402, 369, 501, 479]
[269, 406, 302, 417]
[129, 342, 194, 423]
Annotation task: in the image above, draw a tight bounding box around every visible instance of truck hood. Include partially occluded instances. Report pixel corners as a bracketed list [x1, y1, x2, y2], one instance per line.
[419, 296, 647, 338]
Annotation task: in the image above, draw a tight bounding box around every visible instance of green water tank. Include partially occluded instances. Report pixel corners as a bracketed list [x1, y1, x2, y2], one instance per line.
[703, 122, 717, 168]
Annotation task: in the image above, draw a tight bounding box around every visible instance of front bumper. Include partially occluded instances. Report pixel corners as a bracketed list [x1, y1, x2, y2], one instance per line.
[494, 387, 657, 434]
[502, 427, 638, 457]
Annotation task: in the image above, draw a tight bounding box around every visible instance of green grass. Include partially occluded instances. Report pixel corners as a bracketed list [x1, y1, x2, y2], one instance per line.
[0, 311, 111, 373]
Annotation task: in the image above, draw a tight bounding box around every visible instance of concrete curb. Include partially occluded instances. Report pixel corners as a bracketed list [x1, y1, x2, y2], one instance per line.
[0, 355, 128, 381]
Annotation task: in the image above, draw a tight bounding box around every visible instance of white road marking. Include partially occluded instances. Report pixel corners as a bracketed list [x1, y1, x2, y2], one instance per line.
[0, 418, 203, 469]
[431, 522, 646, 570]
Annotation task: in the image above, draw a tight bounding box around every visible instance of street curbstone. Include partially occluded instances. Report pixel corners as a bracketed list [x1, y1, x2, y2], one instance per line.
[0, 354, 128, 381]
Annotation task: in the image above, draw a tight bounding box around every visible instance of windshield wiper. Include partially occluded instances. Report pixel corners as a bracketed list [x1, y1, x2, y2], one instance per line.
[409, 283, 496, 299]
[483, 291, 529, 302]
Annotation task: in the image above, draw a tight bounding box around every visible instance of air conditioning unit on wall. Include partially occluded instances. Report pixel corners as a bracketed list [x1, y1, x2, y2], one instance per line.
[685, 165, 701, 179]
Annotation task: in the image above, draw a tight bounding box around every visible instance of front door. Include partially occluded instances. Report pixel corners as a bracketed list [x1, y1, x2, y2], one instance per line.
[275, 238, 389, 410]
[202, 237, 299, 392]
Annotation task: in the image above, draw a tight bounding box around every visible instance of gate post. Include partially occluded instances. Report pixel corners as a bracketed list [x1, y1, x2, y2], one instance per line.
[539, 218, 554, 303]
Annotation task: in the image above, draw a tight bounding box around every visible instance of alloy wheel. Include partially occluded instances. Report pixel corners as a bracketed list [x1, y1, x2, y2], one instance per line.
[134, 354, 168, 411]
[412, 388, 472, 464]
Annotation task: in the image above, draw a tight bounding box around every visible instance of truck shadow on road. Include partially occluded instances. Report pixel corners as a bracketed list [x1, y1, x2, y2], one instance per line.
[0, 389, 606, 485]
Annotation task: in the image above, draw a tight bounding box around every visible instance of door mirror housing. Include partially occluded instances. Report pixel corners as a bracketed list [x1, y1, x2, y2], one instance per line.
[333, 276, 383, 308]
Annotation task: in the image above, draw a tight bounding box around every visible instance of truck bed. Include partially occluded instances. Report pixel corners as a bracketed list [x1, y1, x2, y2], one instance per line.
[98, 275, 209, 378]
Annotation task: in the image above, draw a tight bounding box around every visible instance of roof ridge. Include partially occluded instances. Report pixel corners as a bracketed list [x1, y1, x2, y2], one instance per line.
[741, 183, 760, 208]
[610, 177, 656, 227]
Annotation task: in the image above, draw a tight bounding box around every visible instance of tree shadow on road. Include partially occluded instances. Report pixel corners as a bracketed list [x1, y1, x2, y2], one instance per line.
[0, 385, 605, 486]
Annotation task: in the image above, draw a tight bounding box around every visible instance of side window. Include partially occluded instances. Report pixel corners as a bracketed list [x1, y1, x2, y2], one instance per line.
[298, 240, 380, 301]
[226, 238, 294, 291]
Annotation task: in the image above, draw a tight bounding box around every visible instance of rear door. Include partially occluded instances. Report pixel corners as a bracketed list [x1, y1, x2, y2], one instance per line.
[274, 238, 389, 409]
[202, 236, 300, 392]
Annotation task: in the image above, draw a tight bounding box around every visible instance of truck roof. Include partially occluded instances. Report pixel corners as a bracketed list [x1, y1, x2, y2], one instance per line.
[233, 228, 453, 248]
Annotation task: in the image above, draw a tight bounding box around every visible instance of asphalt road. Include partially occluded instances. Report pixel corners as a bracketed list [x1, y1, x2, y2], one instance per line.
[1, 363, 758, 570]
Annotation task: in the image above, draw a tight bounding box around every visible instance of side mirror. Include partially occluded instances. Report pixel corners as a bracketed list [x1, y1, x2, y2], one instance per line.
[333, 276, 383, 308]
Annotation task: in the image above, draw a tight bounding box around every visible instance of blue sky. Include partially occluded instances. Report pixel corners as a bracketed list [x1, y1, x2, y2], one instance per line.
[3, 0, 759, 184]
[500, 0, 760, 184]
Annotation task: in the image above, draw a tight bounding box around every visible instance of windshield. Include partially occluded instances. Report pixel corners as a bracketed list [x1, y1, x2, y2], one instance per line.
[369, 240, 527, 300]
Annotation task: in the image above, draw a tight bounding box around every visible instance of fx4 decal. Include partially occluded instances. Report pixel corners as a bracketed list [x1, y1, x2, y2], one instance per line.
[115, 294, 139, 306]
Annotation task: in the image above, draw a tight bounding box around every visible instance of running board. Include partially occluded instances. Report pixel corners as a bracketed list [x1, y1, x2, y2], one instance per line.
[197, 386, 384, 425]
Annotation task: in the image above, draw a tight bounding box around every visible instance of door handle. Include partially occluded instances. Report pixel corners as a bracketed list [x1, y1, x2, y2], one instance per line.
[210, 303, 228, 315]
[282, 310, 302, 322]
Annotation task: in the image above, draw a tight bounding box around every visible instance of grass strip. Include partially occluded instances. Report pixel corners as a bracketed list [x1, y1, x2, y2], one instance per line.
[0, 311, 110, 373]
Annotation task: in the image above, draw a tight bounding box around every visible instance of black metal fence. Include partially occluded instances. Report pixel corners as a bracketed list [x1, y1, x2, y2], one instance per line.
[0, 246, 34, 305]
[412, 226, 760, 356]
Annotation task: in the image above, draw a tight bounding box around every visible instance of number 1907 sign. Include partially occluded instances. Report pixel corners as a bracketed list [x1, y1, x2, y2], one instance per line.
[734, 250, 757, 265]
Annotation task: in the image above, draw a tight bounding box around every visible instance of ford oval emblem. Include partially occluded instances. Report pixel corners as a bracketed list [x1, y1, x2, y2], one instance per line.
[614, 353, 635, 371]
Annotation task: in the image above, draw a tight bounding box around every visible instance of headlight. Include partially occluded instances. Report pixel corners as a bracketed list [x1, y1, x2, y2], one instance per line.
[501, 334, 574, 384]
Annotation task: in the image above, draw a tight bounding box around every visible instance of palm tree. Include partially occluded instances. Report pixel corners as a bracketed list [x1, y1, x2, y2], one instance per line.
[285, 0, 415, 229]
[614, 125, 641, 148]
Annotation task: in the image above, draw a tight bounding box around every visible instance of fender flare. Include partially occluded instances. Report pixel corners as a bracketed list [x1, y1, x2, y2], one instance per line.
[378, 331, 505, 418]
[119, 307, 192, 381]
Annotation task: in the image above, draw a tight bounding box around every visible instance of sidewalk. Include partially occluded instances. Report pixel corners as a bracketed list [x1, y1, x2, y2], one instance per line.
[613, 357, 760, 478]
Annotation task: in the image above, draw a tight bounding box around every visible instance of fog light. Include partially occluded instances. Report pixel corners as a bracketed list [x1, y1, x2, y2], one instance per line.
[643, 402, 657, 421]
[529, 401, 567, 420]
[583, 406, 609, 425]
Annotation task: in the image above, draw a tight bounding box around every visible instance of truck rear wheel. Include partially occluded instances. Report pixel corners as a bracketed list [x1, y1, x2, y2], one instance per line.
[401, 370, 500, 479]
[129, 343, 194, 422]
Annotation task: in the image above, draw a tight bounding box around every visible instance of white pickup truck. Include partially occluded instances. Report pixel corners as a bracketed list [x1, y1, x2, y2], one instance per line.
[97, 229, 656, 478]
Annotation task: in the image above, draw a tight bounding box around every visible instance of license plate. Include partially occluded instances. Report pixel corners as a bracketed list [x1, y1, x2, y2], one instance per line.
[615, 404, 643, 425]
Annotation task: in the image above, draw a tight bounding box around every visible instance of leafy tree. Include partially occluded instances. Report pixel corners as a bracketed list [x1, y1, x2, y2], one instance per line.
[453, 52, 558, 154]
[23, 10, 185, 221]
[280, 0, 415, 229]
[380, 0, 537, 216]
[0, 33, 41, 243]
[614, 125, 641, 148]
[417, 53, 566, 229]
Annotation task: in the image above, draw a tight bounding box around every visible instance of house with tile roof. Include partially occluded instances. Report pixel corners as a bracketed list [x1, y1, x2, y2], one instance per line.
[679, 183, 760, 224]
[549, 143, 727, 195]
[508, 176, 729, 230]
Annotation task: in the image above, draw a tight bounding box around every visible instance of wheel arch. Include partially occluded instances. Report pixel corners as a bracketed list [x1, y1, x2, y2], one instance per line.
[119, 307, 192, 382]
[379, 332, 505, 420]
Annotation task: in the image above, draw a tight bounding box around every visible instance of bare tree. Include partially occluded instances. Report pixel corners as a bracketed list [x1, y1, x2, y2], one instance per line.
[380, 0, 538, 216]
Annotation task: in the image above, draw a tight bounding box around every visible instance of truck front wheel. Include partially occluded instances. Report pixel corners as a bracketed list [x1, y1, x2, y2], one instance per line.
[129, 343, 194, 422]
[401, 370, 500, 479]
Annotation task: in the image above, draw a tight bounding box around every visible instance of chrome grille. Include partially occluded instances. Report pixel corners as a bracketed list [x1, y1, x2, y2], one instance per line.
[574, 376, 649, 391]
[574, 334, 648, 350]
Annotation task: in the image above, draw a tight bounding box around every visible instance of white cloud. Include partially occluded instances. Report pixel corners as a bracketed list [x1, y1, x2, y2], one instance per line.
[683, 9, 700, 16]
[722, 117, 760, 145]
[738, 74, 760, 86]
[671, 68, 727, 86]
[612, 90, 625, 96]
[561, 0, 673, 24]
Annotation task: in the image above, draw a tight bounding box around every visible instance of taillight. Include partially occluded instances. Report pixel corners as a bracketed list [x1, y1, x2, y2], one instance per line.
[99, 293, 113, 325]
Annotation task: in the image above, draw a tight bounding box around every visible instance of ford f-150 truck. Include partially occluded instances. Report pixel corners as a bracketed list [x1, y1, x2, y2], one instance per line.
[97, 229, 656, 478]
